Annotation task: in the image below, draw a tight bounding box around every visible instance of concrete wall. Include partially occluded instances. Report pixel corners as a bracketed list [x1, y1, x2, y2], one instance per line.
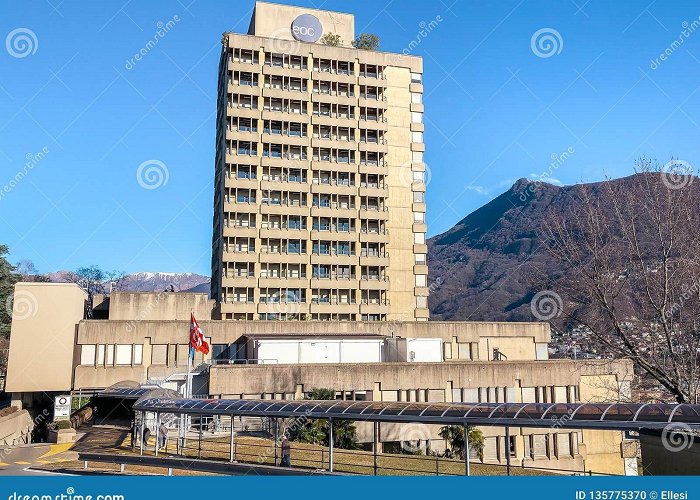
[0, 409, 34, 446]
[250, 1, 355, 46]
[107, 292, 215, 321]
[6, 283, 86, 393]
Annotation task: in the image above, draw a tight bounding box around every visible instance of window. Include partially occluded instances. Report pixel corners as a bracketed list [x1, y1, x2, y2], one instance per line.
[151, 345, 168, 365]
[413, 191, 425, 203]
[80, 345, 96, 365]
[412, 131, 423, 143]
[105, 344, 114, 365]
[415, 253, 426, 263]
[414, 233, 425, 244]
[411, 151, 423, 162]
[134, 344, 143, 365]
[411, 112, 423, 123]
[413, 211, 425, 223]
[411, 72, 422, 84]
[416, 275, 427, 287]
[115, 344, 132, 365]
[417, 296, 427, 308]
[411, 92, 422, 104]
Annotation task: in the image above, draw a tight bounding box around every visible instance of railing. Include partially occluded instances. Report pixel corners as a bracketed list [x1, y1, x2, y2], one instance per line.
[130, 425, 604, 477]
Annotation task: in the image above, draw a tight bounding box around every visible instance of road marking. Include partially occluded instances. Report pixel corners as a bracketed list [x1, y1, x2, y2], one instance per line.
[38, 443, 74, 459]
[14, 461, 31, 465]
[0, 462, 7, 466]
[22, 467, 76, 476]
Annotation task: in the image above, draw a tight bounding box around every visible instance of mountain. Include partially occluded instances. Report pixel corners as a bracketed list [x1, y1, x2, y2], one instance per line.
[118, 272, 210, 292]
[426, 175, 654, 322]
[45, 271, 210, 293]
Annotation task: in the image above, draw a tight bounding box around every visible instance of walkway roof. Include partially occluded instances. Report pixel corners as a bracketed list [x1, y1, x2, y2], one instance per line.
[132, 398, 700, 431]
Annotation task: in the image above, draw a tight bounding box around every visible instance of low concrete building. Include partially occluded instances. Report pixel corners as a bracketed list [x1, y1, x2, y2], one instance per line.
[6, 285, 636, 475]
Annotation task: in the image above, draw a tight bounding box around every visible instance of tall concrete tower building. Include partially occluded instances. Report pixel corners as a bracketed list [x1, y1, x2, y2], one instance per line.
[211, 2, 428, 322]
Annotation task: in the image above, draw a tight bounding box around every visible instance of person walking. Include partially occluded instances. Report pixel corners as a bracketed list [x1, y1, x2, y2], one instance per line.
[158, 422, 169, 452]
[280, 436, 291, 467]
[92, 405, 98, 425]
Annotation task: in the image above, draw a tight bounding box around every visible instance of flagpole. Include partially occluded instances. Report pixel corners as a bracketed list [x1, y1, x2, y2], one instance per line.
[181, 313, 193, 450]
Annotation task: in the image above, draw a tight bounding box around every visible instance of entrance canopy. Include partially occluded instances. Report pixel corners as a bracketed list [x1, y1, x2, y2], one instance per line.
[133, 398, 700, 431]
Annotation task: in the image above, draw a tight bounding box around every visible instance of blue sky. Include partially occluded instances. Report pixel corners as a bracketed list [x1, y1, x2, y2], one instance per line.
[1, 0, 699, 275]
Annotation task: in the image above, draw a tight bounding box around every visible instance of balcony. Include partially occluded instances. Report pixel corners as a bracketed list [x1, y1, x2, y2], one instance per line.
[223, 226, 257, 238]
[359, 206, 389, 220]
[311, 181, 357, 197]
[258, 275, 308, 288]
[360, 252, 390, 266]
[259, 251, 309, 265]
[360, 300, 390, 315]
[309, 300, 358, 314]
[262, 64, 308, 79]
[310, 252, 358, 265]
[359, 230, 389, 243]
[259, 226, 307, 239]
[224, 175, 258, 190]
[228, 81, 261, 96]
[359, 183, 388, 198]
[222, 275, 257, 288]
[260, 202, 309, 216]
[360, 276, 390, 290]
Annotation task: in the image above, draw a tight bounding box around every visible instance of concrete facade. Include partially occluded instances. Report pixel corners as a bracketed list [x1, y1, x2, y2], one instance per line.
[211, 1, 429, 322]
[3, 2, 638, 477]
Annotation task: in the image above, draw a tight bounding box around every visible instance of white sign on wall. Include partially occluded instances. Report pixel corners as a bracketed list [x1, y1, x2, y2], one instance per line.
[54, 395, 71, 421]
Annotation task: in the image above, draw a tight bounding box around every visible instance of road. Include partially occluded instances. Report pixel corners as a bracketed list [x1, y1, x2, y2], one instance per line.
[0, 443, 76, 476]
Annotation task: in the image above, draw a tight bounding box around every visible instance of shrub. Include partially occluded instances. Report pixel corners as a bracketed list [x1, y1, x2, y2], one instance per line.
[353, 33, 380, 51]
[55, 420, 72, 430]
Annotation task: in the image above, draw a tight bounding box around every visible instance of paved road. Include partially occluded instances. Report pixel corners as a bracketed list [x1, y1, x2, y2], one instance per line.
[0, 443, 76, 476]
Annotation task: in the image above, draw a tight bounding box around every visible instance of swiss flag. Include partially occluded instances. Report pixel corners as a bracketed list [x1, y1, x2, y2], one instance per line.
[190, 313, 210, 356]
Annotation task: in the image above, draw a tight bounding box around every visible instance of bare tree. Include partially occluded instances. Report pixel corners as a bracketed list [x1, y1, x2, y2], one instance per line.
[541, 159, 700, 404]
[66, 265, 126, 318]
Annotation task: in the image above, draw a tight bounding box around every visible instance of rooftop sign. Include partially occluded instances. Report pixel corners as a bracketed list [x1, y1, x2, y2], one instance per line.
[291, 14, 323, 43]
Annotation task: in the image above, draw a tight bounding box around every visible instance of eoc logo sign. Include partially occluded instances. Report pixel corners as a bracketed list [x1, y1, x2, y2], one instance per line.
[291, 14, 323, 42]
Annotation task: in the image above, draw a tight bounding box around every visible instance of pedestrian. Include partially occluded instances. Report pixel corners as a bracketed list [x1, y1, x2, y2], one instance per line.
[143, 427, 151, 448]
[158, 422, 169, 451]
[280, 435, 291, 467]
[92, 405, 98, 425]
